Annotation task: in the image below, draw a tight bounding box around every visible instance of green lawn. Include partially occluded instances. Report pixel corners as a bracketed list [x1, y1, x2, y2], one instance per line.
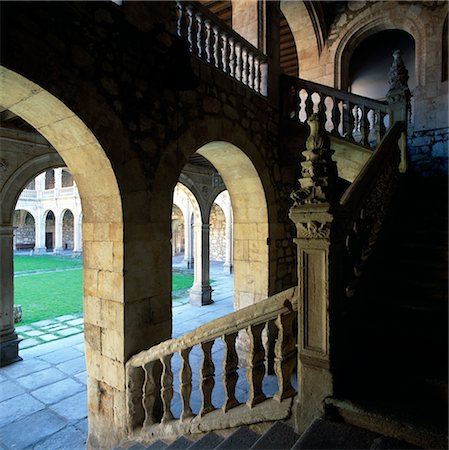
[14, 255, 82, 273]
[14, 255, 194, 324]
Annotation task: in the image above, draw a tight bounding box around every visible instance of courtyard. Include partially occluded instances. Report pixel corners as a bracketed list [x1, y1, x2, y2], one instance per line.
[0, 256, 235, 450]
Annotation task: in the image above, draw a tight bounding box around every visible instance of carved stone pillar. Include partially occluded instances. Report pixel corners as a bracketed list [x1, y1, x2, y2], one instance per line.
[386, 50, 411, 173]
[183, 206, 194, 269]
[34, 211, 46, 254]
[0, 225, 22, 366]
[189, 223, 213, 305]
[73, 213, 82, 254]
[53, 211, 63, 254]
[289, 113, 340, 432]
[223, 210, 233, 273]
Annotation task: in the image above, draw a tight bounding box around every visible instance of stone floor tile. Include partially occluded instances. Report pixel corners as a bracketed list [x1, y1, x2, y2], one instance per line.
[31, 320, 54, 327]
[0, 380, 26, 401]
[66, 318, 84, 326]
[15, 325, 33, 332]
[39, 334, 59, 342]
[21, 333, 84, 358]
[56, 355, 86, 375]
[74, 417, 88, 434]
[0, 393, 45, 427]
[74, 370, 87, 385]
[40, 323, 60, 330]
[38, 347, 83, 365]
[20, 338, 42, 349]
[57, 327, 82, 337]
[31, 378, 84, 405]
[72, 343, 85, 353]
[49, 391, 88, 420]
[0, 357, 51, 378]
[0, 409, 66, 450]
[55, 314, 78, 322]
[32, 424, 86, 450]
[26, 330, 45, 337]
[16, 367, 66, 390]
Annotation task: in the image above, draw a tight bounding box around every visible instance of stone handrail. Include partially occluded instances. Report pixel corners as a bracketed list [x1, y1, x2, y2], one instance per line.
[339, 121, 404, 297]
[126, 287, 297, 442]
[283, 75, 390, 149]
[176, 1, 268, 96]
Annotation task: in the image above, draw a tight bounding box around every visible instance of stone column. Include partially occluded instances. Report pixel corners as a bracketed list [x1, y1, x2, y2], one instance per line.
[289, 113, 340, 432]
[73, 213, 82, 254]
[223, 209, 233, 273]
[54, 167, 62, 194]
[183, 205, 193, 269]
[0, 225, 22, 366]
[53, 211, 63, 254]
[34, 210, 46, 254]
[189, 223, 213, 305]
[386, 50, 411, 173]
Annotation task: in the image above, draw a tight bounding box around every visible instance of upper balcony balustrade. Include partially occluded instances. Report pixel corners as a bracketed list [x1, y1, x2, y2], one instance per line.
[176, 1, 268, 96]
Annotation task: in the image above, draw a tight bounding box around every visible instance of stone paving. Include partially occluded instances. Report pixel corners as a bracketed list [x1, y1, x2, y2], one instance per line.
[0, 259, 237, 450]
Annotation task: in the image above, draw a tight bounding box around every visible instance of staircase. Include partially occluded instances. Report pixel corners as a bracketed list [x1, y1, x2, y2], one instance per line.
[115, 418, 422, 450]
[336, 175, 448, 448]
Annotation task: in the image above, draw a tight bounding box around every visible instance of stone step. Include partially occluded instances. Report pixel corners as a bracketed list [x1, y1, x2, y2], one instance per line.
[187, 432, 224, 449]
[165, 436, 193, 449]
[146, 440, 169, 449]
[250, 421, 300, 449]
[291, 417, 418, 450]
[215, 426, 260, 449]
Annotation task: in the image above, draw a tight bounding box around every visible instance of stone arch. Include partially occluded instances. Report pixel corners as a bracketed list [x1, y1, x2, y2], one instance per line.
[333, 13, 425, 91]
[0, 66, 124, 445]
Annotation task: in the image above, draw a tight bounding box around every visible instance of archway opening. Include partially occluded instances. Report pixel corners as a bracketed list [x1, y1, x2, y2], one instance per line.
[45, 210, 55, 251]
[348, 29, 416, 99]
[61, 209, 75, 251]
[13, 210, 35, 251]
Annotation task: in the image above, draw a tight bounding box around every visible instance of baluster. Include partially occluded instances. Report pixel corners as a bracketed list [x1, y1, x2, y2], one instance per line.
[367, 108, 377, 148]
[221, 32, 228, 74]
[175, 1, 184, 37]
[127, 365, 145, 430]
[374, 110, 382, 146]
[324, 96, 333, 132]
[143, 361, 162, 426]
[241, 47, 248, 85]
[346, 102, 356, 142]
[204, 19, 212, 64]
[304, 91, 314, 121]
[195, 13, 204, 59]
[179, 348, 194, 421]
[200, 340, 215, 416]
[186, 5, 194, 53]
[160, 355, 174, 423]
[246, 323, 267, 407]
[359, 106, 368, 145]
[235, 42, 242, 81]
[222, 332, 240, 412]
[212, 25, 220, 69]
[229, 37, 235, 78]
[274, 312, 296, 401]
[254, 57, 261, 93]
[248, 52, 254, 90]
[331, 96, 341, 136]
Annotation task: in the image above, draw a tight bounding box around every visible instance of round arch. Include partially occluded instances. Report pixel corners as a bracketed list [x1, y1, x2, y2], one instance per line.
[334, 15, 425, 91]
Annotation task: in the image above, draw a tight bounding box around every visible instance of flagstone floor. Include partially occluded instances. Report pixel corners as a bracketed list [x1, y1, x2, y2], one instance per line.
[0, 260, 237, 450]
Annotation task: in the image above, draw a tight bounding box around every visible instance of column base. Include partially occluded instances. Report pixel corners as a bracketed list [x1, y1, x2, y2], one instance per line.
[189, 285, 213, 306]
[53, 247, 64, 255]
[33, 247, 47, 255]
[223, 263, 233, 274]
[0, 336, 23, 367]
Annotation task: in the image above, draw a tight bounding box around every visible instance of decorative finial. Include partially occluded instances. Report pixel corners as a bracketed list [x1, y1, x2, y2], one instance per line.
[386, 50, 411, 104]
[290, 113, 338, 206]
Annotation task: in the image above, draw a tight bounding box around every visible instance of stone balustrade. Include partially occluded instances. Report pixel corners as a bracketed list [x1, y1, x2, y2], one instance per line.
[126, 287, 297, 443]
[176, 1, 268, 96]
[283, 76, 390, 149]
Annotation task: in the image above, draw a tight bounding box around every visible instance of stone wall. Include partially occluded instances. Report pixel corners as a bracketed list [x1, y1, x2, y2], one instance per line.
[209, 204, 225, 261]
[62, 211, 74, 250]
[14, 211, 35, 247]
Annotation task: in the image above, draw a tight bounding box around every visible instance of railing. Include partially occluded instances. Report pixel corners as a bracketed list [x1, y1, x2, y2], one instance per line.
[283, 76, 390, 149]
[42, 189, 55, 198]
[126, 287, 297, 442]
[59, 186, 75, 197]
[176, 1, 268, 96]
[18, 189, 37, 200]
[339, 121, 404, 298]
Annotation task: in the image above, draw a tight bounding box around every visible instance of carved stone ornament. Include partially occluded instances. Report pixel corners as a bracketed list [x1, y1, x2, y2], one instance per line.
[297, 220, 331, 239]
[290, 113, 338, 207]
[0, 159, 7, 172]
[386, 50, 411, 104]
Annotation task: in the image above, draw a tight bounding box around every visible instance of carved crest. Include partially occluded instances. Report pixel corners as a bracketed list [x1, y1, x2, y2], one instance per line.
[297, 221, 331, 239]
